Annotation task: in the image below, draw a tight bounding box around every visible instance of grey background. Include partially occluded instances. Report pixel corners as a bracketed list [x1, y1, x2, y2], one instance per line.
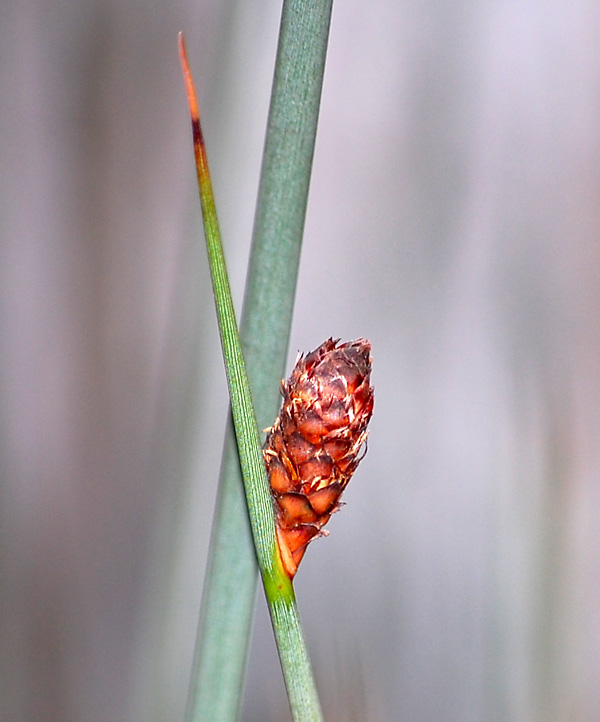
[1, 1, 599, 721]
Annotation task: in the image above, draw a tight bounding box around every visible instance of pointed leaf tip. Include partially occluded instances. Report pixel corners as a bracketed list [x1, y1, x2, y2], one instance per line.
[178, 32, 199, 125]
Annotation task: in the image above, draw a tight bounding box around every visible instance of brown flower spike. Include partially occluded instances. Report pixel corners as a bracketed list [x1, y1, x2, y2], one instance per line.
[263, 338, 374, 578]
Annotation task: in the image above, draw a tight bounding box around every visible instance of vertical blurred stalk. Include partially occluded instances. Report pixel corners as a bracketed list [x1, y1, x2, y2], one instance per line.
[186, 2, 333, 721]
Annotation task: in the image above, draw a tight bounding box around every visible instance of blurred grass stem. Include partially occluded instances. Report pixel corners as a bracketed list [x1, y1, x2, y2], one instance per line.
[179, 2, 332, 717]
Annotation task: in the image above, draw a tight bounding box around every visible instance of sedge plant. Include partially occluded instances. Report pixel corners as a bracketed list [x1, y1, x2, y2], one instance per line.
[182, 2, 334, 721]
[179, 30, 325, 722]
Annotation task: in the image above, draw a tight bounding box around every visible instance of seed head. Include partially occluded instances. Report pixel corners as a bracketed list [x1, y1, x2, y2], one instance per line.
[263, 338, 374, 577]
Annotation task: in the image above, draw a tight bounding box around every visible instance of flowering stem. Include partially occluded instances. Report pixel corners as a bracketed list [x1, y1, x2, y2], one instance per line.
[179, 34, 323, 722]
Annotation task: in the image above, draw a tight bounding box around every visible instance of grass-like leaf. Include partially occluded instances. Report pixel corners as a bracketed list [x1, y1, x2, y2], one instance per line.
[179, 26, 326, 722]
[183, 1, 333, 720]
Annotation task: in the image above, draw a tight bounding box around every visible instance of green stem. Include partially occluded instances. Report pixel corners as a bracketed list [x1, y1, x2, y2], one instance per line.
[185, 0, 333, 716]
[179, 16, 328, 719]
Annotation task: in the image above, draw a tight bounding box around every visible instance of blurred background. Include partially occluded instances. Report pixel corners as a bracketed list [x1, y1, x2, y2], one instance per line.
[1, 1, 599, 720]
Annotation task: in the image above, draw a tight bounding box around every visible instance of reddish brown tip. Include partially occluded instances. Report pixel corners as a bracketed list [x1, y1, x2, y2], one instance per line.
[178, 33, 198, 122]
[178, 32, 206, 158]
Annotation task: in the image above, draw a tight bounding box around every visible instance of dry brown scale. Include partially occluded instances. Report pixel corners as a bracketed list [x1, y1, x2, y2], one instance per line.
[263, 338, 374, 578]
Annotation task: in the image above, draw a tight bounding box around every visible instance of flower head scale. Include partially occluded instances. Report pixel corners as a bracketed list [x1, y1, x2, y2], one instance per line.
[263, 338, 374, 577]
